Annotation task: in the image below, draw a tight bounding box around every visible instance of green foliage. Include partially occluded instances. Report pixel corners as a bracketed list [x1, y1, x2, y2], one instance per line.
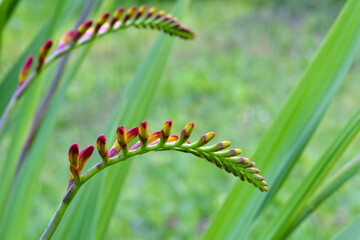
[204, 0, 360, 239]
[1, 0, 360, 239]
[41, 120, 268, 239]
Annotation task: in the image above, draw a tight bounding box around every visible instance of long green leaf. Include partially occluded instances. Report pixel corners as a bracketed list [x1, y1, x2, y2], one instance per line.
[0, 45, 89, 239]
[0, 0, 67, 222]
[51, 1, 192, 239]
[262, 107, 360, 239]
[0, 0, 21, 62]
[0, 0, 87, 116]
[293, 153, 360, 235]
[0, 0, 93, 238]
[333, 212, 360, 240]
[0, 0, 20, 31]
[203, 0, 360, 239]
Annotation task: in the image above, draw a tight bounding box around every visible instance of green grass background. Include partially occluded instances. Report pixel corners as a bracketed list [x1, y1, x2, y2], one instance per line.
[1, 0, 360, 239]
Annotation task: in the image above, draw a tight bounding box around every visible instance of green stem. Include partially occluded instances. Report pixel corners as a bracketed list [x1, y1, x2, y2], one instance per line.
[41, 139, 264, 238]
[40, 184, 79, 240]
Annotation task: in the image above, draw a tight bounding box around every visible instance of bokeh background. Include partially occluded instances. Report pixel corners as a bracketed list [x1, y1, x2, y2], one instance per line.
[1, 0, 360, 239]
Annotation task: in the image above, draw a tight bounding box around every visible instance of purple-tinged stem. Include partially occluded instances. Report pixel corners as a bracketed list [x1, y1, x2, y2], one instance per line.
[16, 0, 95, 173]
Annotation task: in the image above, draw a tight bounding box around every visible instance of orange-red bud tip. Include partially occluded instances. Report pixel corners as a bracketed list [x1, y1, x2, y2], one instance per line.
[99, 12, 110, 24]
[19, 56, 33, 83]
[79, 145, 94, 170]
[68, 143, 79, 168]
[113, 7, 125, 20]
[58, 30, 75, 49]
[37, 40, 53, 70]
[79, 20, 93, 33]
[116, 126, 128, 148]
[40, 40, 53, 55]
[155, 10, 166, 20]
[161, 120, 172, 139]
[135, 5, 147, 20]
[123, 6, 137, 22]
[126, 127, 139, 142]
[96, 135, 108, 158]
[146, 7, 157, 19]
[139, 121, 149, 145]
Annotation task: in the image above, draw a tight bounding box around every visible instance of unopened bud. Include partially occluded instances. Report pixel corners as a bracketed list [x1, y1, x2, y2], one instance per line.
[108, 141, 120, 157]
[111, 7, 125, 26]
[177, 122, 194, 145]
[228, 157, 250, 166]
[74, 20, 93, 41]
[145, 7, 157, 19]
[96, 135, 108, 158]
[167, 135, 179, 142]
[37, 40, 53, 71]
[18, 56, 33, 84]
[127, 127, 139, 142]
[159, 120, 172, 145]
[95, 12, 110, 32]
[68, 143, 79, 168]
[134, 5, 147, 20]
[215, 149, 242, 157]
[192, 132, 215, 147]
[123, 6, 137, 23]
[116, 126, 129, 156]
[148, 131, 160, 144]
[79, 145, 94, 171]
[154, 10, 166, 20]
[58, 30, 74, 49]
[162, 14, 173, 23]
[99, 22, 111, 34]
[138, 121, 149, 148]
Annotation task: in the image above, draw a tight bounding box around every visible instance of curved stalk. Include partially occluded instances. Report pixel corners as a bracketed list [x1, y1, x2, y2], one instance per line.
[41, 121, 268, 239]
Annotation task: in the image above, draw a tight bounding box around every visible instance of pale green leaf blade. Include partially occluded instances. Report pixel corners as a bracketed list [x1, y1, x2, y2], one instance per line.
[0, 0, 68, 223]
[0, 45, 89, 240]
[292, 153, 360, 235]
[333, 214, 360, 240]
[203, 0, 360, 239]
[262, 107, 360, 239]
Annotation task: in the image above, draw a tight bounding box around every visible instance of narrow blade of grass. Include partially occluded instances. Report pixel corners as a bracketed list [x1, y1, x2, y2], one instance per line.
[0, 0, 21, 31]
[0, 0, 67, 225]
[262, 107, 360, 239]
[0, 46, 88, 239]
[333, 213, 360, 240]
[0, 0, 21, 62]
[291, 153, 360, 235]
[203, 0, 360, 239]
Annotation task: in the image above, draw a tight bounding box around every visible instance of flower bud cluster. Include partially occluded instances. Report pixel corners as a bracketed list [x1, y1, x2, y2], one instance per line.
[66, 121, 268, 192]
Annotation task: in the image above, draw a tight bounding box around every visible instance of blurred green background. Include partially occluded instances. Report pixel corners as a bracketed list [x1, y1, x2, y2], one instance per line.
[1, 0, 360, 239]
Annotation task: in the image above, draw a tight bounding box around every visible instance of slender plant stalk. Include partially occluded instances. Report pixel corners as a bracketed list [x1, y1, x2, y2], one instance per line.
[40, 184, 79, 240]
[40, 121, 268, 239]
[15, 0, 95, 172]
